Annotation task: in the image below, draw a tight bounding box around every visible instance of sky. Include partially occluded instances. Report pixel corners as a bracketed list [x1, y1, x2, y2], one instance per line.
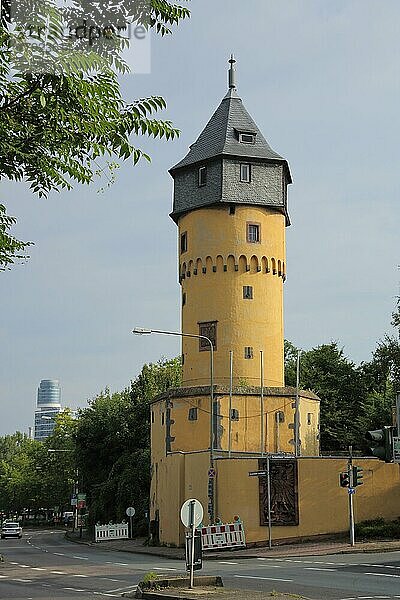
[1, 0, 399, 436]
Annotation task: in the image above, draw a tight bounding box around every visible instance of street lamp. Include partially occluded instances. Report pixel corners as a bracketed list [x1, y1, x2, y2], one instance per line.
[132, 327, 216, 522]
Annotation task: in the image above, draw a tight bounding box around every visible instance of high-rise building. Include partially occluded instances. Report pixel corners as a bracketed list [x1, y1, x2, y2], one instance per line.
[34, 379, 62, 441]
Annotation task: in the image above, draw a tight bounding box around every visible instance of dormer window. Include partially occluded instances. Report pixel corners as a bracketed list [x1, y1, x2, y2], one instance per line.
[198, 166, 207, 187]
[239, 132, 256, 144]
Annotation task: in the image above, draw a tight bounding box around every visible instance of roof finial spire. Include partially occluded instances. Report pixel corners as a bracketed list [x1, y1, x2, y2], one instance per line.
[228, 54, 236, 89]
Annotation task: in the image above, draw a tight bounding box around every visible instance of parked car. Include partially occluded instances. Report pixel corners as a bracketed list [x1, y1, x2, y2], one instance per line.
[1, 522, 22, 539]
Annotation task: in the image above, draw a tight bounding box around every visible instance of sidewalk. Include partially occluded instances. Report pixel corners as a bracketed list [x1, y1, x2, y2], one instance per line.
[66, 531, 400, 560]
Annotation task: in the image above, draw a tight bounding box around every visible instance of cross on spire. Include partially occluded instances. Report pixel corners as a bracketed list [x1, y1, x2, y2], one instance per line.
[228, 54, 236, 89]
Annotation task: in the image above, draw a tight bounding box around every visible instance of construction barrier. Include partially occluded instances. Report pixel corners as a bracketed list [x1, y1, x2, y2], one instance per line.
[94, 522, 129, 542]
[200, 522, 246, 550]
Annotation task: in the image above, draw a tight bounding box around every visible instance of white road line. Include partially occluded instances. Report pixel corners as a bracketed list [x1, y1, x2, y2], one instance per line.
[12, 578, 32, 583]
[9, 562, 18, 565]
[105, 585, 138, 593]
[19, 564, 31, 568]
[304, 567, 337, 572]
[51, 570, 67, 575]
[101, 578, 121, 582]
[234, 575, 292, 582]
[256, 557, 267, 560]
[72, 555, 89, 560]
[153, 567, 177, 571]
[0, 575, 8, 578]
[219, 561, 238, 565]
[53, 552, 65, 556]
[113, 562, 130, 566]
[365, 572, 400, 578]
[31, 567, 46, 571]
[72, 574, 89, 578]
[63, 588, 86, 592]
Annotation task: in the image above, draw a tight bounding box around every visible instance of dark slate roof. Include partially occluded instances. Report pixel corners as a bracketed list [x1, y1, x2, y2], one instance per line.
[170, 88, 291, 180]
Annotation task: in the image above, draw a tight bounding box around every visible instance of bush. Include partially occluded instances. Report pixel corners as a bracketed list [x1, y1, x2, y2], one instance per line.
[355, 517, 400, 539]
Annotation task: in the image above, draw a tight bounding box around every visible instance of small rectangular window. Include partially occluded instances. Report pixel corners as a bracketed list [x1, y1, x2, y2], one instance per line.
[243, 285, 253, 299]
[229, 205, 236, 215]
[161, 413, 164, 426]
[230, 408, 239, 421]
[198, 166, 207, 187]
[198, 321, 217, 351]
[180, 232, 187, 254]
[182, 292, 186, 306]
[188, 407, 198, 421]
[275, 411, 285, 423]
[151, 411, 154, 423]
[239, 132, 255, 144]
[240, 163, 251, 183]
[247, 222, 260, 243]
[307, 413, 313, 425]
[244, 346, 253, 359]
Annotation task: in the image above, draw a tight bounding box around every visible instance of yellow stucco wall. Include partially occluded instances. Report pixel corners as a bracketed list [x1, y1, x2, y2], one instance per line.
[154, 453, 400, 546]
[178, 205, 286, 388]
[151, 390, 319, 457]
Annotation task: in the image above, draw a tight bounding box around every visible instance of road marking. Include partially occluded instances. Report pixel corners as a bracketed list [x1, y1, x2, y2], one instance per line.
[0, 575, 8, 578]
[304, 567, 337, 571]
[12, 578, 32, 583]
[101, 578, 121, 582]
[31, 567, 46, 571]
[51, 570, 67, 575]
[9, 562, 18, 565]
[19, 564, 31, 568]
[153, 567, 177, 571]
[105, 585, 138, 593]
[63, 588, 86, 592]
[72, 555, 89, 560]
[219, 561, 239, 565]
[53, 552, 65, 556]
[365, 572, 400, 578]
[72, 574, 89, 578]
[234, 575, 292, 582]
[113, 562, 130, 566]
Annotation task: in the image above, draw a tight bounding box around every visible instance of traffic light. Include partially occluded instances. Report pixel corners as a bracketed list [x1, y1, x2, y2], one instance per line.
[352, 466, 363, 487]
[365, 426, 394, 462]
[340, 471, 350, 487]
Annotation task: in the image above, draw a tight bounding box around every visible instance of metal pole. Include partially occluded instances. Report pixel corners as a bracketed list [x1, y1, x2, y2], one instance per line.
[189, 501, 195, 589]
[348, 445, 355, 547]
[228, 351, 233, 458]
[294, 351, 300, 457]
[260, 351, 264, 456]
[266, 456, 272, 549]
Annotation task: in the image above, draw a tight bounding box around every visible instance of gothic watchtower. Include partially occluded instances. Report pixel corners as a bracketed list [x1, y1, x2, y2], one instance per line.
[170, 57, 290, 389]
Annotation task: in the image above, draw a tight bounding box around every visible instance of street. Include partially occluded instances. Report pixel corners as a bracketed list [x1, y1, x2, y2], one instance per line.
[1, 530, 400, 599]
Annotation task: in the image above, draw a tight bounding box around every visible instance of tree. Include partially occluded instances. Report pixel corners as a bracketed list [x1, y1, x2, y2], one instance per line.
[0, 0, 191, 269]
[75, 357, 181, 529]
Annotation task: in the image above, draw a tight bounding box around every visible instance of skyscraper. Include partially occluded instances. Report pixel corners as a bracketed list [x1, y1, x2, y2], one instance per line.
[34, 379, 62, 441]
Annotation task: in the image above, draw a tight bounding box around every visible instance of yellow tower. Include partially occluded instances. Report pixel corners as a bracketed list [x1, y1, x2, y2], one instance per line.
[149, 58, 320, 542]
[170, 56, 291, 389]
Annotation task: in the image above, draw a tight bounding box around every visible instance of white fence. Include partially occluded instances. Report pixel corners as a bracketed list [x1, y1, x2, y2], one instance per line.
[200, 522, 246, 550]
[95, 522, 129, 542]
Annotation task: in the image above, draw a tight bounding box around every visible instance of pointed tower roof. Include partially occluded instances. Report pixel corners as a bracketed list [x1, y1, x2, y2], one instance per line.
[170, 56, 291, 181]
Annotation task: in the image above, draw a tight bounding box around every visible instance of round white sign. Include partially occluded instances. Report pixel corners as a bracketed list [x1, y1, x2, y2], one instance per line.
[126, 506, 135, 517]
[180, 498, 203, 528]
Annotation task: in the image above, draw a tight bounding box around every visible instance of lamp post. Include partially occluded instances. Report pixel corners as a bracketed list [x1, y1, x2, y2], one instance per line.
[132, 327, 216, 522]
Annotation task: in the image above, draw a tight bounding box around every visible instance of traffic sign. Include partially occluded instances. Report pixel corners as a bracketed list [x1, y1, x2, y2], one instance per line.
[348, 488, 355, 495]
[208, 468, 216, 478]
[126, 507, 136, 517]
[393, 436, 400, 464]
[180, 499, 203, 529]
[249, 470, 267, 477]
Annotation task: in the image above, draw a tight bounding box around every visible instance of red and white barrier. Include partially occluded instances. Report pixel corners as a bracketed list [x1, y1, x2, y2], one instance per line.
[200, 522, 246, 550]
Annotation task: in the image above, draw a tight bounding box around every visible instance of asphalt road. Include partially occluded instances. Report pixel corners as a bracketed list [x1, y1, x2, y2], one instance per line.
[1, 530, 400, 600]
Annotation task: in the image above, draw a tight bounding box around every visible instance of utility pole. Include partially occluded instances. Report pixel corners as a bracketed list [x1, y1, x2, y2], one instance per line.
[348, 446, 355, 547]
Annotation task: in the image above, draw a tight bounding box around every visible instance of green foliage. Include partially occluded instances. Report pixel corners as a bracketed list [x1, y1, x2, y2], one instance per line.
[0, 0, 190, 268]
[75, 357, 181, 528]
[355, 517, 400, 540]
[0, 204, 32, 270]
